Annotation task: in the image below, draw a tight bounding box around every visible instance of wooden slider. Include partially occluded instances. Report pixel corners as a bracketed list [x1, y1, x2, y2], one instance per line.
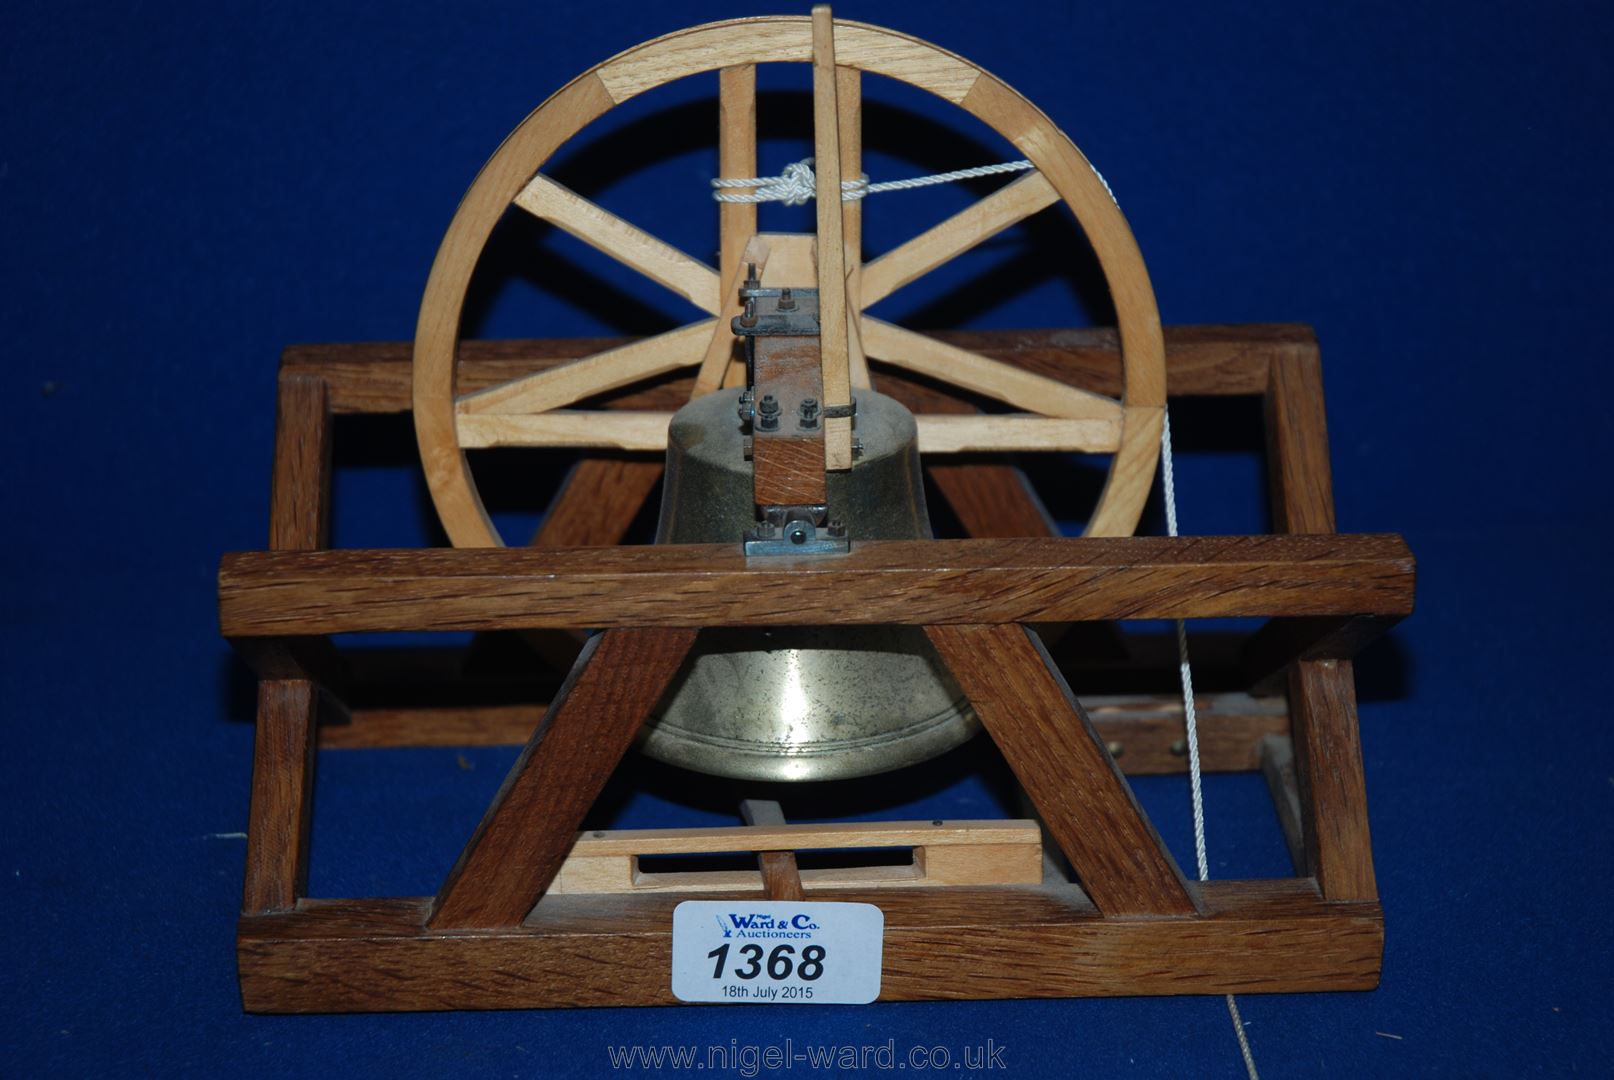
[546, 820, 1043, 896]
[811, 5, 854, 469]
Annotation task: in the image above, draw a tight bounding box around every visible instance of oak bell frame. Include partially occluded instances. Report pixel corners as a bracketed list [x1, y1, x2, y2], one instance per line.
[220, 12, 1414, 1012]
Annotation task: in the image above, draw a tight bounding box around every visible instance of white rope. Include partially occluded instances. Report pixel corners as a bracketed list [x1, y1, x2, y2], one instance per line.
[712, 157, 1035, 204]
[1160, 407, 1261, 1080]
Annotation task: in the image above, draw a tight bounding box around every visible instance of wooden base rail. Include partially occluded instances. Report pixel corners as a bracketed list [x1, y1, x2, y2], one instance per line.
[237, 881, 1383, 1013]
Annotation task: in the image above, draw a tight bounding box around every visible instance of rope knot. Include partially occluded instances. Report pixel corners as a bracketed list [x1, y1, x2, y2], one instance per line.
[775, 159, 818, 206]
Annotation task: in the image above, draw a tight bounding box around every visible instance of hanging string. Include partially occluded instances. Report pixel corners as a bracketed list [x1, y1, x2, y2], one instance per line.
[711, 157, 1035, 204]
[1160, 407, 1261, 1080]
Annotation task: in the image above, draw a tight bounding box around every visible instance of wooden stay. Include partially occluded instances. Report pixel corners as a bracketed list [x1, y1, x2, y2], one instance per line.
[223, 322, 1412, 1011]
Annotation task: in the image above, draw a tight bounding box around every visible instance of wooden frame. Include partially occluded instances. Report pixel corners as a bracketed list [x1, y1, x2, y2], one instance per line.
[226, 323, 1409, 1011]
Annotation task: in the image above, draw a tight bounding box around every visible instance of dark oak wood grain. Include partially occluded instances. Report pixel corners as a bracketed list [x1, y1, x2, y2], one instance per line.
[278, 324, 1315, 414]
[1241, 612, 1407, 693]
[223, 323, 1407, 1010]
[1266, 344, 1336, 534]
[238, 879, 1380, 1011]
[739, 800, 806, 902]
[927, 624, 1196, 916]
[1289, 659, 1377, 901]
[928, 461, 1059, 537]
[318, 692, 1289, 777]
[220, 533, 1415, 636]
[268, 373, 332, 551]
[533, 456, 664, 547]
[1261, 735, 1306, 874]
[241, 374, 335, 916]
[429, 629, 698, 929]
[750, 336, 829, 507]
[242, 680, 319, 915]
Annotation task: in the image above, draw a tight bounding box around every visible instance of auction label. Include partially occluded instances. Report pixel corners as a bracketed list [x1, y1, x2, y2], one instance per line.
[670, 901, 883, 1004]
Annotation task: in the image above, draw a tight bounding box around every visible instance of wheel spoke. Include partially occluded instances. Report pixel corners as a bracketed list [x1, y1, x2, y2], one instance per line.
[457, 319, 715, 416]
[860, 318, 1122, 420]
[861, 171, 1059, 306]
[514, 173, 721, 314]
[694, 65, 761, 398]
[457, 410, 677, 450]
[915, 414, 1120, 454]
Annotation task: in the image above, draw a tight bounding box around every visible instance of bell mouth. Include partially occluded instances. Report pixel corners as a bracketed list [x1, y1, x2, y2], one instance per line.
[639, 695, 981, 783]
[635, 625, 980, 783]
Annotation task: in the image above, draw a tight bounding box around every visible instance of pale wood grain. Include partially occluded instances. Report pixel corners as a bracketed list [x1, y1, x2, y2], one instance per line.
[862, 317, 1122, 420]
[812, 7, 854, 471]
[458, 319, 713, 416]
[548, 820, 1041, 895]
[414, 72, 616, 548]
[691, 66, 759, 397]
[456, 408, 1121, 453]
[415, 18, 1168, 543]
[514, 174, 720, 314]
[862, 171, 1059, 305]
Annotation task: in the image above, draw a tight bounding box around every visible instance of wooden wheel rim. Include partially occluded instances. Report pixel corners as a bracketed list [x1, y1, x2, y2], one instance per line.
[413, 15, 1166, 548]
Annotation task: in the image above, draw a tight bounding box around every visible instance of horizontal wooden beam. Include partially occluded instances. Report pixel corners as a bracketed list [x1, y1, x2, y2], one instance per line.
[281, 324, 1316, 414]
[454, 409, 1125, 454]
[237, 880, 1382, 1011]
[219, 534, 1414, 636]
[321, 691, 1290, 775]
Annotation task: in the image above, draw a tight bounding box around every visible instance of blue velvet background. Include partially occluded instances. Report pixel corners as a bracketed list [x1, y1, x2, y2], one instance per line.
[4, 0, 1612, 1075]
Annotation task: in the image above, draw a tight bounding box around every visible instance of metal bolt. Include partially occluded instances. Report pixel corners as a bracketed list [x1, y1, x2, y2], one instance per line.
[736, 389, 755, 423]
[743, 261, 759, 290]
[1169, 739, 1187, 757]
[826, 519, 847, 537]
[1106, 741, 1125, 759]
[739, 296, 757, 328]
[777, 287, 796, 311]
[851, 438, 865, 458]
[757, 394, 780, 431]
[798, 396, 820, 429]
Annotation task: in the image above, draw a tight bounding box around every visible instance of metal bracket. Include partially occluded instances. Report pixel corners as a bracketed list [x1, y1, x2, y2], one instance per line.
[742, 505, 849, 556]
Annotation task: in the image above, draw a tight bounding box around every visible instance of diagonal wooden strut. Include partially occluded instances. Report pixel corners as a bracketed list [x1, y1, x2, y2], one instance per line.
[926, 623, 1198, 916]
[429, 628, 698, 929]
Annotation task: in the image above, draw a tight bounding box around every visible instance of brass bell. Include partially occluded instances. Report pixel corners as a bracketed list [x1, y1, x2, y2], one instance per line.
[640, 387, 978, 781]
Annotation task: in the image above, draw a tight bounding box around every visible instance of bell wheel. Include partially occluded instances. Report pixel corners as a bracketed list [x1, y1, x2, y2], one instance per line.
[412, 12, 1166, 549]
